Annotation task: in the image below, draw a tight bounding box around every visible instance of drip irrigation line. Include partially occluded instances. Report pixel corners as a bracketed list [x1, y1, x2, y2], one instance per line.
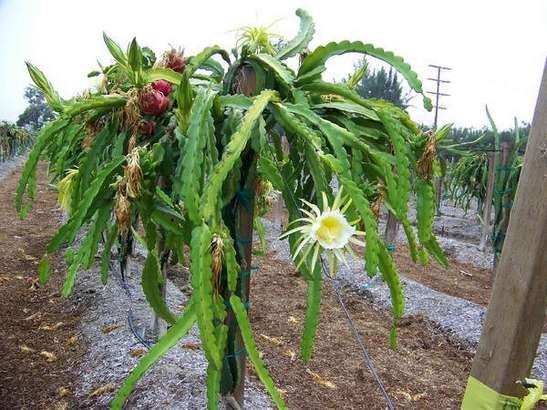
[320, 257, 396, 410]
[109, 250, 153, 350]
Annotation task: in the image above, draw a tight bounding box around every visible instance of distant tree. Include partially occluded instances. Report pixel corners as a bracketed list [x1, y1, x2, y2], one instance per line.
[16, 85, 55, 131]
[352, 58, 411, 109]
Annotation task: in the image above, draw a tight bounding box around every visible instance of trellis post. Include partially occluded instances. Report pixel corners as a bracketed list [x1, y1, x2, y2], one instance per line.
[220, 65, 257, 408]
[462, 59, 547, 408]
[478, 152, 495, 252]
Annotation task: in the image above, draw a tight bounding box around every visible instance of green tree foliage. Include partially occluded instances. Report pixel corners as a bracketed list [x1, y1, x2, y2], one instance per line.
[351, 58, 411, 108]
[17, 85, 55, 131]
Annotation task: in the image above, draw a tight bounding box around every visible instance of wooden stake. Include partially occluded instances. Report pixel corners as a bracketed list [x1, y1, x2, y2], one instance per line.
[220, 64, 257, 408]
[479, 152, 495, 251]
[462, 59, 547, 403]
[383, 211, 399, 249]
[492, 141, 513, 270]
[435, 176, 444, 216]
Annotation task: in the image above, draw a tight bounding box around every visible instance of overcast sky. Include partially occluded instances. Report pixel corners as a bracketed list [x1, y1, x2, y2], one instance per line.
[1, 0, 546, 129]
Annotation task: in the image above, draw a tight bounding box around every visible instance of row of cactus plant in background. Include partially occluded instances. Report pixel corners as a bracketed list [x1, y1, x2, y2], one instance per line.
[447, 109, 525, 262]
[0, 122, 33, 162]
[17, 9, 447, 409]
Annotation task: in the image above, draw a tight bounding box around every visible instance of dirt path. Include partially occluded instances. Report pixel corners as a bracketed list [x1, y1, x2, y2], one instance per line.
[248, 254, 472, 409]
[0, 162, 85, 409]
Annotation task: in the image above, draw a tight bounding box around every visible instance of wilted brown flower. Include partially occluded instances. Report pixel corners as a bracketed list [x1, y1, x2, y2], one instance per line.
[81, 120, 101, 151]
[125, 148, 143, 199]
[210, 235, 224, 296]
[417, 131, 437, 179]
[123, 89, 141, 130]
[371, 193, 383, 222]
[138, 119, 155, 136]
[115, 180, 130, 233]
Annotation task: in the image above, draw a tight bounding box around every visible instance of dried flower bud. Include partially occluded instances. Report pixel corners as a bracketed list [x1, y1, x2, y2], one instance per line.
[138, 119, 155, 136]
[151, 80, 172, 96]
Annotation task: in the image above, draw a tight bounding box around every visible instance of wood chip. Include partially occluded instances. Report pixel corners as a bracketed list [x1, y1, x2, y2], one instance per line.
[101, 323, 124, 334]
[39, 350, 58, 362]
[130, 348, 146, 358]
[53, 401, 69, 410]
[66, 335, 79, 346]
[18, 248, 38, 261]
[287, 316, 298, 324]
[282, 349, 296, 361]
[57, 386, 71, 397]
[24, 312, 41, 321]
[259, 333, 284, 346]
[306, 369, 336, 389]
[39, 321, 64, 331]
[19, 344, 36, 353]
[413, 392, 428, 401]
[181, 341, 200, 350]
[395, 389, 413, 401]
[88, 382, 116, 399]
[395, 389, 427, 401]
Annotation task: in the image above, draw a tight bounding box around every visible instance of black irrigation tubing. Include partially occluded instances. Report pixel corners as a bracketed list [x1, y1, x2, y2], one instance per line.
[320, 257, 396, 410]
[109, 249, 153, 349]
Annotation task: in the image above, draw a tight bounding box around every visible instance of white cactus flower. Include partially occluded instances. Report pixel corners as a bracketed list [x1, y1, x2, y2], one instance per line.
[280, 187, 365, 275]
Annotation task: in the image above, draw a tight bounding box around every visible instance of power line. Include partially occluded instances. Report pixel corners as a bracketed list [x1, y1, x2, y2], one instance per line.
[427, 64, 452, 129]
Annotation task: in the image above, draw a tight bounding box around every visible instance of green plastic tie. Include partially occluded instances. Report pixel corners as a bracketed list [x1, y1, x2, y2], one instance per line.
[235, 188, 255, 213]
[224, 347, 247, 359]
[494, 187, 513, 195]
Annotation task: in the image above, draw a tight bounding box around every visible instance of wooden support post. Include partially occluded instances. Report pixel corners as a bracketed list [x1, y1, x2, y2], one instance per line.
[462, 59, 547, 406]
[479, 152, 495, 251]
[383, 211, 399, 251]
[435, 176, 444, 216]
[220, 64, 257, 408]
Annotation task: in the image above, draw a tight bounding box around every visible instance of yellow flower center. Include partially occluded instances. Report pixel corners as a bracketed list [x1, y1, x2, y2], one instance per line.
[311, 210, 355, 250]
[315, 215, 345, 243]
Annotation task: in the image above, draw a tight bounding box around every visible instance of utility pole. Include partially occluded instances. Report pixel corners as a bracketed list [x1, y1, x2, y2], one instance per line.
[427, 64, 452, 129]
[427, 64, 452, 215]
